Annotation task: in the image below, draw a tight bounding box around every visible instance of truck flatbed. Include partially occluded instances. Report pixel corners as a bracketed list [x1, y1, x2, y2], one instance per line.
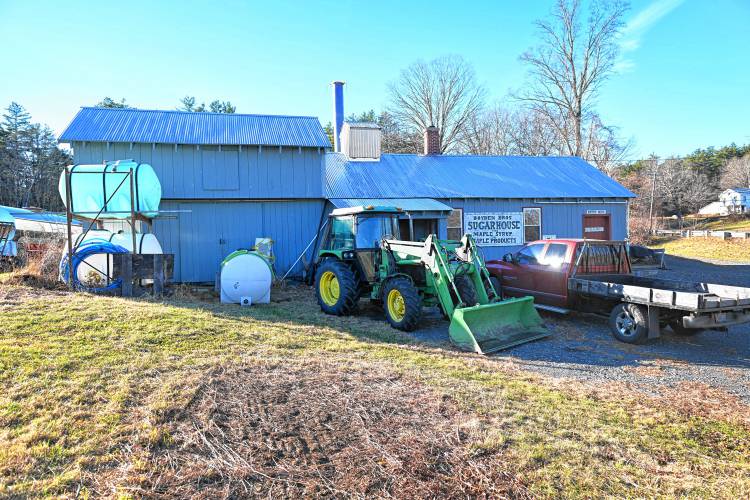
[488, 238, 750, 343]
[569, 274, 750, 312]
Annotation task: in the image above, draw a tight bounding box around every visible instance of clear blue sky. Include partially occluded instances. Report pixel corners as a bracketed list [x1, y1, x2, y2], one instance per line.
[1, 0, 748, 159]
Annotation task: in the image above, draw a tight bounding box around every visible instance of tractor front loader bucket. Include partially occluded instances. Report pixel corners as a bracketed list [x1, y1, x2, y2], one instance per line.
[448, 296, 549, 354]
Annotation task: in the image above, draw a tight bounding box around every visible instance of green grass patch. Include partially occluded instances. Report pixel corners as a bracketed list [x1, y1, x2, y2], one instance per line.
[0, 285, 749, 498]
[651, 236, 750, 262]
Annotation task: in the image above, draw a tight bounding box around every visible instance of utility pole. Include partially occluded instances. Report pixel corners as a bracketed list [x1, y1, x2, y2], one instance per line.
[648, 156, 659, 235]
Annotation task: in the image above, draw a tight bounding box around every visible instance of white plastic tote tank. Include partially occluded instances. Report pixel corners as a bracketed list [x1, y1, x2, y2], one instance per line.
[220, 250, 273, 305]
[72, 230, 163, 285]
[59, 160, 161, 219]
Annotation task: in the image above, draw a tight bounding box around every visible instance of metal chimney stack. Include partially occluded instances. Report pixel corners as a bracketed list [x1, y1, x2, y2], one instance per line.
[332, 81, 345, 152]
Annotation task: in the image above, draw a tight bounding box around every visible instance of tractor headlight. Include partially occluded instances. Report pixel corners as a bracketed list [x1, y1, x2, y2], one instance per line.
[343, 251, 354, 259]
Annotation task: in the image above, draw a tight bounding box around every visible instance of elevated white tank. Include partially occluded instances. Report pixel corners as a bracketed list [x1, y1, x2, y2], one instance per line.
[220, 250, 273, 305]
[58, 160, 161, 219]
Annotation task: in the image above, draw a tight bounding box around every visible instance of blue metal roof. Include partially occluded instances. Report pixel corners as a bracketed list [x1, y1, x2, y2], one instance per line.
[0, 206, 81, 226]
[59, 107, 331, 148]
[329, 198, 453, 212]
[325, 153, 635, 199]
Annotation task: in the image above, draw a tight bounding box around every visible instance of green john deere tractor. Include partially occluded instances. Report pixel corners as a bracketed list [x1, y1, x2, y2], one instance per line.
[313, 205, 549, 354]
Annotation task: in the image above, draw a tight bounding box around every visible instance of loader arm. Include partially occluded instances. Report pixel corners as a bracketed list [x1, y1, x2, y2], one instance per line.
[384, 235, 549, 354]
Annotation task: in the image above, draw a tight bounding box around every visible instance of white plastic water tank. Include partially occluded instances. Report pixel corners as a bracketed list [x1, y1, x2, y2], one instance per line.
[71, 231, 163, 285]
[220, 250, 273, 305]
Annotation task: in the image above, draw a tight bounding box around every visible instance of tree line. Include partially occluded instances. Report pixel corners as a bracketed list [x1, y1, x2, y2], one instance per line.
[0, 103, 71, 210]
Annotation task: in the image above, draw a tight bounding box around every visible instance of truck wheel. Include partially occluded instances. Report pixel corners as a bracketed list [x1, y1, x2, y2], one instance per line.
[669, 320, 702, 336]
[609, 303, 648, 344]
[454, 275, 478, 306]
[315, 259, 359, 316]
[383, 277, 422, 331]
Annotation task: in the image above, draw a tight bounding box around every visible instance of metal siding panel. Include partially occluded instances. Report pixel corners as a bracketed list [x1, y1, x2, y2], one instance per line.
[59, 107, 331, 148]
[153, 200, 325, 283]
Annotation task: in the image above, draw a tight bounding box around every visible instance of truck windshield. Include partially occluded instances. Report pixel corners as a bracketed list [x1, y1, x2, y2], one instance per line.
[356, 215, 399, 248]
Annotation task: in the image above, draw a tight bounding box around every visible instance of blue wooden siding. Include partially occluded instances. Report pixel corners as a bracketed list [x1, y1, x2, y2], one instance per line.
[152, 200, 325, 282]
[72, 141, 324, 199]
[440, 198, 629, 260]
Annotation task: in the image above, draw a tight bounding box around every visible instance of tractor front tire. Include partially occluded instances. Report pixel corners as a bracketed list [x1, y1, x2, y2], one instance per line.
[455, 274, 478, 306]
[383, 277, 422, 331]
[485, 276, 502, 300]
[315, 259, 359, 316]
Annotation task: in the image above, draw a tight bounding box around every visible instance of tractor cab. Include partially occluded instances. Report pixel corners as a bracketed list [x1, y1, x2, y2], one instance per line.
[319, 205, 403, 283]
[321, 205, 402, 251]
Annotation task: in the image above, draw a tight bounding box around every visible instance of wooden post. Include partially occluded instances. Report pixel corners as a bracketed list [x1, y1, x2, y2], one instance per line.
[153, 255, 164, 296]
[121, 255, 133, 297]
[129, 171, 137, 253]
[648, 158, 658, 235]
[65, 167, 75, 290]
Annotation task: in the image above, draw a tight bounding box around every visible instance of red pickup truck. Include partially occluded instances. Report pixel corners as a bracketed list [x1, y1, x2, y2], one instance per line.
[486, 239, 750, 344]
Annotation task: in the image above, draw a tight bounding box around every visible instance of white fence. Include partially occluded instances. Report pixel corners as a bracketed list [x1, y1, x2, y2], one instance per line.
[655, 229, 750, 240]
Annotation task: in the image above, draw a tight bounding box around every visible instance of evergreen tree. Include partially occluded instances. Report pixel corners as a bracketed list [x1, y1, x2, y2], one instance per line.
[95, 97, 130, 108]
[0, 102, 32, 206]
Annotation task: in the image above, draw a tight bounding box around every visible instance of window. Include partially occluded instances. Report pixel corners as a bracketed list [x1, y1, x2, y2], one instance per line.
[523, 207, 541, 242]
[325, 216, 355, 250]
[543, 243, 568, 266]
[517, 243, 546, 264]
[447, 208, 463, 240]
[355, 215, 399, 248]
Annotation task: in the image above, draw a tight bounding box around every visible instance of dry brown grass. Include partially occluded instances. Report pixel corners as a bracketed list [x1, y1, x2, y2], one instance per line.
[0, 236, 65, 289]
[93, 360, 530, 499]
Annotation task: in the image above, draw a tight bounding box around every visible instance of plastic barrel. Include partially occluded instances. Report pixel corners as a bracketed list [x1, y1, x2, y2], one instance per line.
[59, 160, 161, 219]
[220, 250, 273, 304]
[72, 231, 163, 285]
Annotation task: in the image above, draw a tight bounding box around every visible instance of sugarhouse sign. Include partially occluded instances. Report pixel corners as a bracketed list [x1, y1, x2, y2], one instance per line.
[464, 212, 523, 246]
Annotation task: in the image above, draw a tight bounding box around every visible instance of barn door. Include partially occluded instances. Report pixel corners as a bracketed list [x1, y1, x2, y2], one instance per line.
[582, 214, 611, 240]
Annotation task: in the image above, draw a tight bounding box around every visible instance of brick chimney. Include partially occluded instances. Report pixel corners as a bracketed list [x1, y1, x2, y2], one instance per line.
[423, 125, 440, 155]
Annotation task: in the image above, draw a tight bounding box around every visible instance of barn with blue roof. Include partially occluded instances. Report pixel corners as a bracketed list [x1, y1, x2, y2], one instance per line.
[59, 84, 634, 283]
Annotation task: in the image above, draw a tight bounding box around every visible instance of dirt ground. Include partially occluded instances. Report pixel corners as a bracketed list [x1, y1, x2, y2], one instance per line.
[99, 362, 528, 499]
[409, 255, 750, 408]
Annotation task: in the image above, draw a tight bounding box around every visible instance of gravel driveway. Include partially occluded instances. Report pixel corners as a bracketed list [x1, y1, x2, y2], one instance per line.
[411, 255, 750, 403]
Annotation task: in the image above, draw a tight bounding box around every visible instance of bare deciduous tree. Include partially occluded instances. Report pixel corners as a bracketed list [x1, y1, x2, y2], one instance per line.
[518, 0, 629, 158]
[459, 104, 564, 156]
[388, 55, 486, 153]
[720, 154, 750, 189]
[581, 114, 631, 175]
[657, 158, 712, 216]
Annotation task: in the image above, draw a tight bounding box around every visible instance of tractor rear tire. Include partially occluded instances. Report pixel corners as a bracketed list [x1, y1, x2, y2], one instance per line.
[454, 274, 478, 306]
[383, 277, 422, 331]
[315, 259, 359, 316]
